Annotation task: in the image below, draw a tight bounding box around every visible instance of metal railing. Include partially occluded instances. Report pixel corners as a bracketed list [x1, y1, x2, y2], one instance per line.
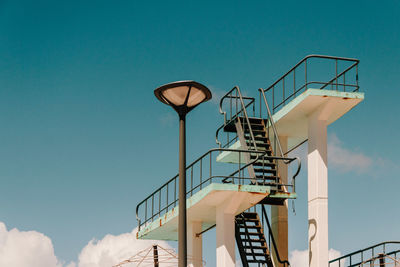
[216, 86, 257, 149]
[329, 241, 400, 266]
[261, 205, 291, 267]
[260, 55, 360, 114]
[136, 148, 301, 231]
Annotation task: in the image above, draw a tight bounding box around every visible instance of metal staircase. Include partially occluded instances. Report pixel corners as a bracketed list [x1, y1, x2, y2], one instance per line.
[223, 116, 280, 187]
[235, 212, 273, 267]
[217, 86, 296, 266]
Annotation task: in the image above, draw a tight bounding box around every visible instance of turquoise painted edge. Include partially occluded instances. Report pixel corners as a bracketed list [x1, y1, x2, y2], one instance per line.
[137, 183, 296, 240]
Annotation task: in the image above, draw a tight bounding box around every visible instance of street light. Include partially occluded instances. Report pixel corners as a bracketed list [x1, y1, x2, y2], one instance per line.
[154, 81, 212, 267]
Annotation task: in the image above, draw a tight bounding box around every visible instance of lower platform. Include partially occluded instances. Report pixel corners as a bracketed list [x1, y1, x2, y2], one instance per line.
[136, 183, 296, 241]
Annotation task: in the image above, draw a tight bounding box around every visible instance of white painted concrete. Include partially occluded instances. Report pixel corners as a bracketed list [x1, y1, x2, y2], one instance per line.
[188, 221, 203, 267]
[271, 136, 289, 267]
[216, 194, 246, 267]
[308, 108, 329, 267]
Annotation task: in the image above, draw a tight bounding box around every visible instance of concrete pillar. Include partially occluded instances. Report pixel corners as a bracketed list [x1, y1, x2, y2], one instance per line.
[308, 109, 328, 267]
[271, 136, 289, 267]
[187, 221, 203, 267]
[216, 194, 245, 267]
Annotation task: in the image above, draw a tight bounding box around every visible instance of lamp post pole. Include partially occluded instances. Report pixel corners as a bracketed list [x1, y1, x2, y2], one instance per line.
[179, 114, 187, 267]
[154, 80, 211, 267]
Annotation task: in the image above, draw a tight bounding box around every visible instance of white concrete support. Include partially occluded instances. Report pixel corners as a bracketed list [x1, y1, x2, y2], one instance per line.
[271, 136, 289, 267]
[187, 221, 203, 267]
[216, 194, 245, 267]
[308, 109, 329, 267]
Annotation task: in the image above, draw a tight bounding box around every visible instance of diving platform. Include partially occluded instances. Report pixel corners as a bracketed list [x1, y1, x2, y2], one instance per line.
[137, 183, 296, 240]
[217, 88, 364, 162]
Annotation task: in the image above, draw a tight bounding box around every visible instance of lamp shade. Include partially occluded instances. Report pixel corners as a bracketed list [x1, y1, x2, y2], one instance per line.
[154, 81, 212, 114]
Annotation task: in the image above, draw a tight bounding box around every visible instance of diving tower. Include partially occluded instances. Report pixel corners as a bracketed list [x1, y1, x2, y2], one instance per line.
[136, 55, 363, 267]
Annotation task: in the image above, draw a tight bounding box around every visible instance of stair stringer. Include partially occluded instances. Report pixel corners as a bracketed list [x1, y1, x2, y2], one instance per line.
[234, 119, 257, 185]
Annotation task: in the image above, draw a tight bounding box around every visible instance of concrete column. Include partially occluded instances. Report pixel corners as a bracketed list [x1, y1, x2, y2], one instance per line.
[216, 193, 245, 267]
[308, 110, 328, 267]
[271, 136, 289, 267]
[187, 221, 203, 267]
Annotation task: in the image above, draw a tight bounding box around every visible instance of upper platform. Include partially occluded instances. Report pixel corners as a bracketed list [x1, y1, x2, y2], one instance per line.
[217, 88, 364, 162]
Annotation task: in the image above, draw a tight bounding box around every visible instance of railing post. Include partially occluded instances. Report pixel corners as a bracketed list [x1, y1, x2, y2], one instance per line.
[305, 59, 307, 91]
[293, 69, 296, 97]
[335, 59, 338, 90]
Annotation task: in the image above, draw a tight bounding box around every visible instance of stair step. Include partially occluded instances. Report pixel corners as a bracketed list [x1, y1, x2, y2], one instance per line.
[242, 238, 266, 243]
[245, 252, 269, 257]
[255, 175, 279, 180]
[237, 212, 258, 218]
[239, 117, 264, 123]
[246, 140, 270, 146]
[252, 161, 276, 167]
[253, 168, 277, 173]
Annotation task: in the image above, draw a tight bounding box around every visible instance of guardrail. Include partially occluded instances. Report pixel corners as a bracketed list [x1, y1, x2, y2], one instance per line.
[329, 241, 400, 266]
[260, 55, 360, 114]
[136, 148, 300, 231]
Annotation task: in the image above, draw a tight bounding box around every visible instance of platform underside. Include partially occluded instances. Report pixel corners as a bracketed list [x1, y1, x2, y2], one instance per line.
[137, 183, 296, 241]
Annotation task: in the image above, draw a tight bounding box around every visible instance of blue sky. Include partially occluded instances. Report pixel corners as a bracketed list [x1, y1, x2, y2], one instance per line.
[0, 0, 399, 266]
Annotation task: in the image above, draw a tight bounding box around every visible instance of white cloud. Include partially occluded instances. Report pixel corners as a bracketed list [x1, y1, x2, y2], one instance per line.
[77, 228, 172, 267]
[289, 248, 343, 267]
[0, 222, 173, 267]
[0, 222, 64, 267]
[289, 133, 373, 174]
[328, 133, 372, 173]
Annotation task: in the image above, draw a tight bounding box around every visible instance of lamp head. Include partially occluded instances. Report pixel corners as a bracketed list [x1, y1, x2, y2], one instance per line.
[154, 80, 212, 116]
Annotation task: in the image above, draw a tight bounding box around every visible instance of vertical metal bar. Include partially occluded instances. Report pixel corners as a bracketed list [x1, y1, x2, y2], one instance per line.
[238, 151, 241, 184]
[259, 91, 262, 118]
[235, 89, 238, 117]
[209, 153, 212, 183]
[283, 78, 285, 105]
[356, 64, 359, 91]
[159, 190, 161, 217]
[152, 194, 154, 221]
[230, 93, 232, 120]
[293, 69, 296, 96]
[174, 178, 177, 204]
[166, 182, 169, 212]
[191, 166, 193, 196]
[305, 59, 307, 90]
[200, 158, 203, 190]
[336, 59, 338, 90]
[272, 86, 275, 112]
[178, 115, 187, 267]
[145, 201, 148, 224]
[344, 72, 346, 92]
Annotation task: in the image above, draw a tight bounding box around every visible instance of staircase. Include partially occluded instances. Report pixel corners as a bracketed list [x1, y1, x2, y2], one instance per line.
[224, 116, 283, 190]
[235, 212, 273, 267]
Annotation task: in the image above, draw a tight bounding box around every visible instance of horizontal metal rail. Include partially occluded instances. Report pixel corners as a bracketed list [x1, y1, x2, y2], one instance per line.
[329, 241, 400, 266]
[136, 148, 300, 231]
[260, 54, 360, 114]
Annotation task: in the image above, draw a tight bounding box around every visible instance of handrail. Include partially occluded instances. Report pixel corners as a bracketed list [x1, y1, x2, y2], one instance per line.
[329, 241, 400, 266]
[259, 88, 285, 159]
[136, 147, 301, 231]
[217, 86, 257, 150]
[261, 205, 291, 267]
[261, 54, 360, 114]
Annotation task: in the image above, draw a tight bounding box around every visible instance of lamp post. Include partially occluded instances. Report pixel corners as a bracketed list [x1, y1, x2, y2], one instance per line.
[154, 81, 212, 267]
